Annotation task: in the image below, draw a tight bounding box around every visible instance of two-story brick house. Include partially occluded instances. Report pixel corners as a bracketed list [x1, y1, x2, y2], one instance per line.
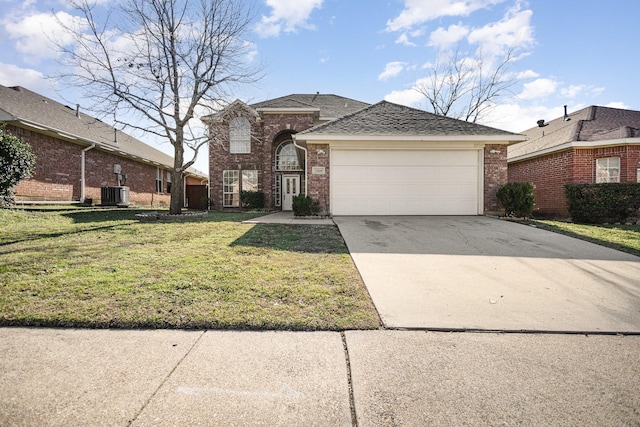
[207, 94, 525, 215]
[206, 94, 370, 211]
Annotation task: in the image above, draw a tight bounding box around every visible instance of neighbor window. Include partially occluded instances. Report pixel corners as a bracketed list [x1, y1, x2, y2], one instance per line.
[596, 157, 620, 183]
[229, 117, 250, 154]
[276, 141, 301, 171]
[166, 171, 172, 194]
[156, 168, 163, 193]
[637, 167, 640, 183]
[223, 170, 240, 207]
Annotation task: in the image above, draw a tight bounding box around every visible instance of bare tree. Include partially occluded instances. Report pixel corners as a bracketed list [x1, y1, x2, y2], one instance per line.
[57, 0, 260, 214]
[415, 48, 516, 123]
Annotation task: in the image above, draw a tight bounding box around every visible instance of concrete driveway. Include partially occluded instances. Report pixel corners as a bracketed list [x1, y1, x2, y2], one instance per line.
[334, 216, 640, 332]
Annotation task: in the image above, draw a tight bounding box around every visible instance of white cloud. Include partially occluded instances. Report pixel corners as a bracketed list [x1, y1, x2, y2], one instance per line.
[255, 0, 323, 38]
[0, 63, 52, 93]
[384, 86, 424, 107]
[467, 3, 534, 56]
[378, 61, 407, 81]
[386, 0, 505, 32]
[480, 102, 564, 133]
[518, 78, 558, 100]
[515, 69, 539, 80]
[3, 11, 85, 62]
[604, 101, 629, 109]
[559, 84, 605, 99]
[395, 33, 416, 47]
[428, 24, 469, 48]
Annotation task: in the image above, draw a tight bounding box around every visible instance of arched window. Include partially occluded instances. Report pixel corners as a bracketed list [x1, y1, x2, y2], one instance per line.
[229, 117, 250, 153]
[276, 141, 301, 171]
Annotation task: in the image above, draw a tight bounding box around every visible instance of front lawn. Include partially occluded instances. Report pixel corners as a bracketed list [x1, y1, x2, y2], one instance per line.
[0, 207, 380, 330]
[535, 220, 640, 257]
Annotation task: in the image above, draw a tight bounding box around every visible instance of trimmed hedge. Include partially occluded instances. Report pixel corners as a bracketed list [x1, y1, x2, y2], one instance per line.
[565, 183, 640, 224]
[240, 190, 265, 210]
[496, 182, 535, 218]
[292, 194, 320, 216]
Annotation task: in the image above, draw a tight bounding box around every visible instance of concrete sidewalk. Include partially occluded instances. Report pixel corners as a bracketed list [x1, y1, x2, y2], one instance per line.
[242, 211, 334, 225]
[2, 327, 639, 426]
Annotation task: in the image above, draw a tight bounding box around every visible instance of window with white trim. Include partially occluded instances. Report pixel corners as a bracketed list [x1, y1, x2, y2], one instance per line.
[274, 175, 281, 207]
[596, 157, 620, 183]
[229, 117, 250, 154]
[223, 170, 240, 207]
[166, 171, 172, 193]
[276, 141, 301, 171]
[637, 167, 640, 183]
[156, 168, 163, 193]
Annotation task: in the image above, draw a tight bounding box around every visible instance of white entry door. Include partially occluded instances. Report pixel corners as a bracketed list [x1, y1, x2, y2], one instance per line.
[282, 175, 300, 211]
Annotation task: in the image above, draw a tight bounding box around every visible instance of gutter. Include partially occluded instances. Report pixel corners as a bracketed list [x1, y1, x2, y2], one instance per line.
[80, 144, 96, 203]
[292, 137, 308, 196]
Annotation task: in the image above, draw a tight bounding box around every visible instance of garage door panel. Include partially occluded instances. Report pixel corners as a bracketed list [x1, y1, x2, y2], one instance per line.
[331, 149, 481, 216]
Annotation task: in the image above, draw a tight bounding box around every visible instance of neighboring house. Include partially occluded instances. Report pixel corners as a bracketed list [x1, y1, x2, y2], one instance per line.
[508, 106, 640, 217]
[207, 94, 525, 215]
[0, 85, 208, 207]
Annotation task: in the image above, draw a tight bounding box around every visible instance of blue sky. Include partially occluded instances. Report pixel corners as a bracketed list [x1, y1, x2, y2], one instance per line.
[1, 0, 639, 173]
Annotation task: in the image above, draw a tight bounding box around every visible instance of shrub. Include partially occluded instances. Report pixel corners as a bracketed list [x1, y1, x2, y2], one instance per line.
[0, 126, 36, 207]
[292, 194, 320, 217]
[565, 183, 640, 224]
[496, 182, 535, 218]
[240, 190, 265, 210]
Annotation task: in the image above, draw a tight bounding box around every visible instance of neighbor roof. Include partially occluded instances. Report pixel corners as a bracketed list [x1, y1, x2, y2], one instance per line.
[508, 105, 640, 161]
[296, 101, 522, 140]
[251, 93, 370, 120]
[0, 85, 207, 178]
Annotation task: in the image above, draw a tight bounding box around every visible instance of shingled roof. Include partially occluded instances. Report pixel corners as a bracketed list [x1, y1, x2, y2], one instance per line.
[509, 105, 640, 161]
[251, 93, 370, 120]
[0, 85, 207, 178]
[297, 100, 521, 138]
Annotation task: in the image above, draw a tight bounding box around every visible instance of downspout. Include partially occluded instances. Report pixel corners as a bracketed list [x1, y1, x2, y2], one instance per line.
[80, 144, 96, 203]
[292, 138, 308, 196]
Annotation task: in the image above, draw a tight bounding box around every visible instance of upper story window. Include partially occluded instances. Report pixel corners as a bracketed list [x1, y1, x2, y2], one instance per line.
[596, 157, 620, 183]
[229, 117, 250, 154]
[276, 141, 301, 171]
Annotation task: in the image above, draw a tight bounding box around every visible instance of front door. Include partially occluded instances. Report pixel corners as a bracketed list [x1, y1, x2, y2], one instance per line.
[282, 175, 300, 211]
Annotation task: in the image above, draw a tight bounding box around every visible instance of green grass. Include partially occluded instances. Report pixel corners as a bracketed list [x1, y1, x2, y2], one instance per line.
[0, 207, 380, 330]
[534, 220, 640, 257]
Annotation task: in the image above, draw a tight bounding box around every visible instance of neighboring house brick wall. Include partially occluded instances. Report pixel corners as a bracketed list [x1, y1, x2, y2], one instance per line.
[509, 150, 574, 217]
[11, 125, 171, 206]
[307, 143, 330, 213]
[483, 144, 508, 214]
[509, 145, 640, 217]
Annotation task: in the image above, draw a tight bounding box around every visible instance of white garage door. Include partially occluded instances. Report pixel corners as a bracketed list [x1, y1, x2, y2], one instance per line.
[331, 149, 481, 215]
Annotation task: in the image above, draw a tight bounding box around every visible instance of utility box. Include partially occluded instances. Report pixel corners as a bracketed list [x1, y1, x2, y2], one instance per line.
[101, 186, 130, 207]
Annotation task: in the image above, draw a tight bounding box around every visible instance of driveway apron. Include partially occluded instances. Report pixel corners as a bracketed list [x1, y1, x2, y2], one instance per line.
[334, 216, 640, 332]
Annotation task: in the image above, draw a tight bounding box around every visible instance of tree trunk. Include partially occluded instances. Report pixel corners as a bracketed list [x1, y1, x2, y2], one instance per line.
[170, 140, 184, 215]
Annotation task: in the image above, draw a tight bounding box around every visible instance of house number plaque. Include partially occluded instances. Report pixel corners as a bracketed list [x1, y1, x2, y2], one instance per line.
[311, 166, 326, 175]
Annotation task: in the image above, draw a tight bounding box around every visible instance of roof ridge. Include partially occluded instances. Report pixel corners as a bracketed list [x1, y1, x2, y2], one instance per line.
[298, 100, 382, 134]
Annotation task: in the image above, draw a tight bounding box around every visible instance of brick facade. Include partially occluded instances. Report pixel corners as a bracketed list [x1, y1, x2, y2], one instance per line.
[10, 125, 172, 206]
[509, 145, 640, 217]
[306, 143, 330, 213]
[208, 106, 315, 210]
[483, 144, 508, 215]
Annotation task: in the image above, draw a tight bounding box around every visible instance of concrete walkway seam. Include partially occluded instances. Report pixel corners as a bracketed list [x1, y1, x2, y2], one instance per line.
[341, 331, 358, 427]
[128, 330, 206, 426]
